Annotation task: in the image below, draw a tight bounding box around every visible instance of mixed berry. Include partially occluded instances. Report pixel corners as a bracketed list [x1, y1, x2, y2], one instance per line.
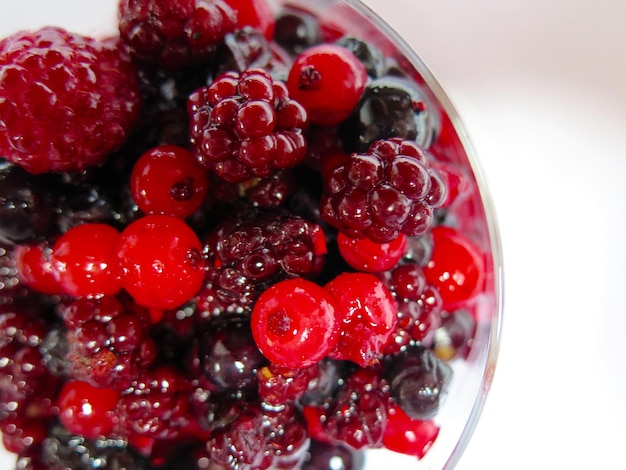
[0, 1, 494, 469]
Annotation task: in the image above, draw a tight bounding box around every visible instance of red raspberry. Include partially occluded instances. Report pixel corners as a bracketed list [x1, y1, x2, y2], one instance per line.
[251, 278, 339, 369]
[286, 43, 367, 126]
[188, 68, 308, 183]
[321, 138, 447, 243]
[325, 272, 397, 367]
[116, 215, 206, 310]
[0, 27, 141, 174]
[117, 0, 237, 70]
[130, 144, 209, 219]
[58, 380, 120, 439]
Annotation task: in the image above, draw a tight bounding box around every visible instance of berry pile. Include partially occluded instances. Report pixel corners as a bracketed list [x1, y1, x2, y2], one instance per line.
[0, 1, 492, 469]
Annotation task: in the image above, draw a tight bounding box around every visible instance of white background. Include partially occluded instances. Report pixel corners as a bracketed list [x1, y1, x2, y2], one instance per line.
[2, 0, 626, 469]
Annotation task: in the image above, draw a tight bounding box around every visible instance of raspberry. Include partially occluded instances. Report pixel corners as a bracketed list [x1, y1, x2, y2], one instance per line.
[62, 296, 157, 390]
[286, 43, 367, 126]
[129, 145, 209, 219]
[196, 209, 326, 319]
[0, 27, 141, 174]
[251, 277, 340, 369]
[57, 380, 120, 439]
[321, 138, 447, 243]
[188, 68, 308, 183]
[117, 0, 237, 70]
[116, 215, 206, 310]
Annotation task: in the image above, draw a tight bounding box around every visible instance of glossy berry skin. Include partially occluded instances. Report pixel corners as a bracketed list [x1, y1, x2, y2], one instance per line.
[118, 0, 237, 70]
[58, 380, 120, 439]
[251, 277, 339, 369]
[52, 223, 123, 298]
[116, 215, 205, 310]
[188, 68, 308, 183]
[423, 226, 485, 309]
[130, 145, 209, 218]
[321, 138, 447, 243]
[286, 43, 367, 126]
[325, 272, 397, 367]
[223, 0, 276, 39]
[383, 404, 439, 459]
[337, 231, 407, 273]
[0, 27, 140, 174]
[14, 243, 64, 295]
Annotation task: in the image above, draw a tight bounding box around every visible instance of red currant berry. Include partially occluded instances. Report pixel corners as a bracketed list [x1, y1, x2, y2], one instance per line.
[130, 145, 209, 219]
[286, 44, 367, 126]
[251, 277, 339, 369]
[116, 215, 205, 310]
[14, 243, 63, 295]
[52, 223, 122, 298]
[337, 231, 407, 272]
[423, 226, 485, 309]
[223, 0, 275, 39]
[383, 404, 439, 458]
[58, 380, 120, 439]
[325, 272, 397, 367]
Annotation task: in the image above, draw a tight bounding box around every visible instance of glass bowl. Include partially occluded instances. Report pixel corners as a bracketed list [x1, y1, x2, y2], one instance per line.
[0, 0, 503, 469]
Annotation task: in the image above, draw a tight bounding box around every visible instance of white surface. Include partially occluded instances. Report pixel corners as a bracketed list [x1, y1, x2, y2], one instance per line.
[363, 0, 626, 468]
[2, 0, 626, 469]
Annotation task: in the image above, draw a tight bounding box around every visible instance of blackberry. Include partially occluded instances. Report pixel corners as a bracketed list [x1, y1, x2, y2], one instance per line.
[61, 296, 157, 390]
[384, 346, 452, 420]
[336, 36, 387, 78]
[188, 68, 308, 183]
[0, 161, 56, 243]
[321, 138, 447, 243]
[42, 424, 154, 470]
[339, 75, 436, 153]
[118, 0, 237, 70]
[196, 209, 326, 318]
[0, 28, 141, 174]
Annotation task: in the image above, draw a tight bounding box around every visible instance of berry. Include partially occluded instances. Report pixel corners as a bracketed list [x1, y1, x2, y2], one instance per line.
[339, 75, 435, 153]
[335, 36, 387, 78]
[116, 215, 205, 310]
[251, 278, 339, 369]
[213, 27, 275, 76]
[383, 404, 439, 459]
[62, 296, 157, 390]
[130, 145, 209, 218]
[223, 0, 276, 39]
[188, 68, 308, 183]
[197, 210, 326, 318]
[325, 272, 397, 367]
[58, 380, 120, 439]
[286, 43, 367, 126]
[321, 138, 447, 243]
[274, 6, 322, 56]
[52, 223, 123, 298]
[0, 27, 141, 174]
[385, 346, 452, 420]
[14, 243, 64, 296]
[337, 231, 407, 272]
[302, 439, 364, 470]
[423, 226, 485, 309]
[117, 0, 237, 70]
[257, 363, 318, 406]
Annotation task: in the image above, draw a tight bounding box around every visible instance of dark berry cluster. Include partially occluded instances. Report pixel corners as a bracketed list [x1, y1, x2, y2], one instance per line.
[0, 1, 494, 469]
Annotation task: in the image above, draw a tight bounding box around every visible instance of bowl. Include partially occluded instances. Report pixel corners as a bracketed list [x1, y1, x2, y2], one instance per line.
[0, 0, 503, 468]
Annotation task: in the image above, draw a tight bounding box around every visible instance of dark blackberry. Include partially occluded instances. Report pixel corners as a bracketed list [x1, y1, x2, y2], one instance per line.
[116, 364, 194, 441]
[257, 363, 318, 406]
[336, 36, 387, 78]
[61, 296, 157, 390]
[0, 161, 56, 243]
[196, 209, 326, 319]
[188, 68, 308, 183]
[274, 5, 322, 56]
[302, 439, 365, 470]
[186, 321, 266, 396]
[118, 0, 237, 70]
[339, 75, 436, 153]
[384, 346, 452, 420]
[42, 424, 154, 470]
[245, 170, 297, 208]
[321, 138, 447, 243]
[0, 28, 141, 174]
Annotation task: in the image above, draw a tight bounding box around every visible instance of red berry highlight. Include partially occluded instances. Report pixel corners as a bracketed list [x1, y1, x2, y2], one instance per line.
[337, 231, 407, 272]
